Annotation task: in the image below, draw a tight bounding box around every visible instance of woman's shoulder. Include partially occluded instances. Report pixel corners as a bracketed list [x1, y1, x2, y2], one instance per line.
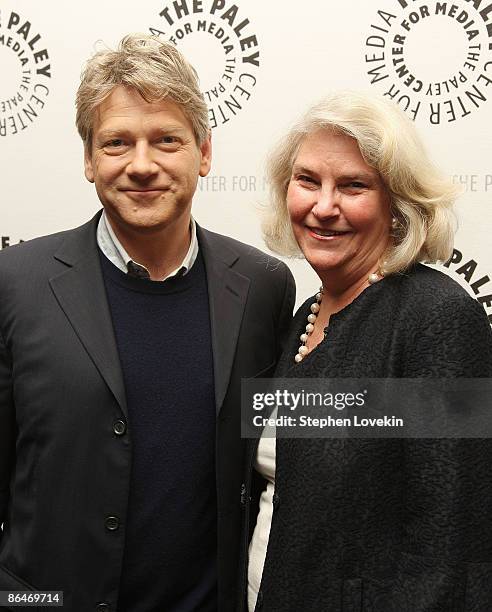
[390, 264, 491, 341]
[391, 263, 481, 312]
[395, 262, 465, 292]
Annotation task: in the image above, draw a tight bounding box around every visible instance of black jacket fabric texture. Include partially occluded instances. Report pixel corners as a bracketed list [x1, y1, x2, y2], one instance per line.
[243, 264, 492, 612]
[0, 212, 295, 612]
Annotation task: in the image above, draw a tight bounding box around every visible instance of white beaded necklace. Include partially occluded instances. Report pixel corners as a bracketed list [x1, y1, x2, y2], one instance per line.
[294, 272, 383, 363]
[294, 287, 323, 363]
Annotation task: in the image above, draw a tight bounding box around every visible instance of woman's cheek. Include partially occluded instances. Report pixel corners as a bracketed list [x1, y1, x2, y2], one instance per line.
[287, 189, 310, 221]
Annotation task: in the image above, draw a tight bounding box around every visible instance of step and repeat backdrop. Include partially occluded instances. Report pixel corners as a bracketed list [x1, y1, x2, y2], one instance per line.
[1, 0, 491, 319]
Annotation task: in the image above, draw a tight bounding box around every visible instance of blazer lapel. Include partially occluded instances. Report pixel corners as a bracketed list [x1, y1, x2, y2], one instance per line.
[198, 226, 250, 414]
[49, 213, 128, 417]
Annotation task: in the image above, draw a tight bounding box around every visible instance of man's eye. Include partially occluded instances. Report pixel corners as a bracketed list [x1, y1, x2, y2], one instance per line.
[105, 139, 125, 148]
[159, 136, 179, 144]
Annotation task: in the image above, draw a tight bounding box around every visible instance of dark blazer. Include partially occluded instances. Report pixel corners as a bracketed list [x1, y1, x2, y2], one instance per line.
[240, 264, 492, 612]
[0, 212, 295, 612]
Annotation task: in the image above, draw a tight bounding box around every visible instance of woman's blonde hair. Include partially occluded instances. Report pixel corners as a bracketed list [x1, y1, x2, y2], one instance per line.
[263, 92, 458, 275]
[76, 33, 209, 147]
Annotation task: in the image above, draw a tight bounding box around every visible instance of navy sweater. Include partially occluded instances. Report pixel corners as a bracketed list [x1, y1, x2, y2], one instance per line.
[100, 251, 217, 612]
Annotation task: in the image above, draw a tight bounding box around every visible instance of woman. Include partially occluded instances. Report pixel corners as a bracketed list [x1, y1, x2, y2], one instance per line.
[244, 93, 492, 611]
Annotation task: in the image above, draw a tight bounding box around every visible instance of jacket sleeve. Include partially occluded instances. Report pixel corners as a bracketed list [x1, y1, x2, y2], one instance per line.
[397, 292, 492, 610]
[0, 325, 14, 534]
[276, 263, 296, 360]
[403, 290, 492, 377]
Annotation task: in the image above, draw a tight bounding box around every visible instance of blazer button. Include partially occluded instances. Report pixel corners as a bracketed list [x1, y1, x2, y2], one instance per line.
[96, 604, 110, 611]
[113, 420, 126, 436]
[240, 483, 247, 505]
[105, 516, 120, 531]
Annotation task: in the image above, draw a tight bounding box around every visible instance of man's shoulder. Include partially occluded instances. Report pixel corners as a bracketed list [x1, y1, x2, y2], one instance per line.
[198, 226, 289, 276]
[0, 215, 97, 274]
[0, 229, 67, 263]
[198, 227, 296, 318]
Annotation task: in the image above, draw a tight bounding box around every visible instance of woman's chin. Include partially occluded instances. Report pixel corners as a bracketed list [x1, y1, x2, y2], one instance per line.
[304, 255, 347, 277]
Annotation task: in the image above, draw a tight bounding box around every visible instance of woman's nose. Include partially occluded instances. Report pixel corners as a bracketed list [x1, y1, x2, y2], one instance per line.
[311, 188, 340, 219]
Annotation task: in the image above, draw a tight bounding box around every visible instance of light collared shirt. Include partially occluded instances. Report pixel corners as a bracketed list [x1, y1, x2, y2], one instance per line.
[96, 211, 199, 281]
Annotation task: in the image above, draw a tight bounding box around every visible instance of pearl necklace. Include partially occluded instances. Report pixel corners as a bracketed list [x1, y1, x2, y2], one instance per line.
[294, 287, 323, 363]
[294, 272, 384, 363]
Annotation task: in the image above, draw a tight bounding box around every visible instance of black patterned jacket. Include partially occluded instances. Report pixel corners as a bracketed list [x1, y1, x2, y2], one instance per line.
[240, 264, 492, 612]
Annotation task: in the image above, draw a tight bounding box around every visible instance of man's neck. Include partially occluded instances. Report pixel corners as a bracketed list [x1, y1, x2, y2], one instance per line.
[107, 214, 192, 281]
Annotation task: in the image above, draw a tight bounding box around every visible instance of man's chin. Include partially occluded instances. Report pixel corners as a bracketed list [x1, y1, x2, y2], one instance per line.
[111, 212, 189, 237]
[121, 218, 174, 234]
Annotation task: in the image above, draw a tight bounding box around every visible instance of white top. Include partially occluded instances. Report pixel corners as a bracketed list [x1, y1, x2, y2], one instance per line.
[247, 414, 276, 612]
[97, 211, 198, 280]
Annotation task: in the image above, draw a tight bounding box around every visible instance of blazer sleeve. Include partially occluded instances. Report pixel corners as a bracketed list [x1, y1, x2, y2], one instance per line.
[403, 289, 492, 377]
[276, 264, 296, 360]
[398, 292, 492, 610]
[0, 324, 14, 533]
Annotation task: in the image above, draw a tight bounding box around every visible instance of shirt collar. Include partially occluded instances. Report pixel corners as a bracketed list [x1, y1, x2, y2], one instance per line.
[97, 210, 199, 281]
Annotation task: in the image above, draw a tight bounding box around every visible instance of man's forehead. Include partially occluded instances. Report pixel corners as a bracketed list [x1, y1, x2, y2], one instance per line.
[92, 86, 189, 131]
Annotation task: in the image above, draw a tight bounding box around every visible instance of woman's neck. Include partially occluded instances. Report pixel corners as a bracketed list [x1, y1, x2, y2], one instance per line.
[318, 268, 378, 319]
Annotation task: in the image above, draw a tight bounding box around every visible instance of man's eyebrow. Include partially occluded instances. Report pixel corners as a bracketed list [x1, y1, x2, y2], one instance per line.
[95, 126, 188, 140]
[154, 125, 187, 134]
[95, 129, 128, 141]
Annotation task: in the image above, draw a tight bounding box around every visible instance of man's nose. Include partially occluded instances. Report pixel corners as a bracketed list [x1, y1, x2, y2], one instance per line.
[126, 142, 159, 178]
[311, 187, 340, 220]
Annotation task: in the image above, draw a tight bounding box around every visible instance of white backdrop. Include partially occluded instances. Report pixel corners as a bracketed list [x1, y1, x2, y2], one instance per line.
[1, 0, 491, 321]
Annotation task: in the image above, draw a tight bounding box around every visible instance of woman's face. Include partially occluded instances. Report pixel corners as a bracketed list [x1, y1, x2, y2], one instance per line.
[287, 129, 392, 284]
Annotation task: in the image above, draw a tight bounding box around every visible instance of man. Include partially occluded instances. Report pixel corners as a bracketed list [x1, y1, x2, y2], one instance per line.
[0, 34, 294, 611]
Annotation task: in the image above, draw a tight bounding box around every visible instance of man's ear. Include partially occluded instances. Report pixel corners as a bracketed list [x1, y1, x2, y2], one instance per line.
[199, 131, 212, 177]
[84, 146, 95, 183]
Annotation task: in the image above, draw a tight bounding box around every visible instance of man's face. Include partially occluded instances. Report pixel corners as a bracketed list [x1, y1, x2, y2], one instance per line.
[84, 85, 211, 236]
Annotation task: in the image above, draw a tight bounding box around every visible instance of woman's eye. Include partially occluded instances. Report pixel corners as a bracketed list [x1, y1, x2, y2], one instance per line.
[346, 181, 366, 189]
[297, 175, 317, 184]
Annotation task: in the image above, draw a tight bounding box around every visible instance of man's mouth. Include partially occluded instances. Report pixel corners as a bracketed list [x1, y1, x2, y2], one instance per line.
[120, 188, 166, 192]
